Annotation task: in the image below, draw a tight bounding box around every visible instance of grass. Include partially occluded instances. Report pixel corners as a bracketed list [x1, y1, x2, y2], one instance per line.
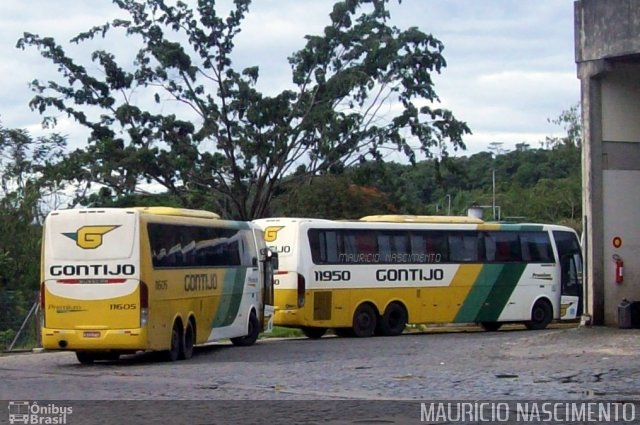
[262, 326, 303, 339]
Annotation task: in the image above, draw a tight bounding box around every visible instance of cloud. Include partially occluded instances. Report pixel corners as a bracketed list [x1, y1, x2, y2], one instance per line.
[0, 0, 579, 158]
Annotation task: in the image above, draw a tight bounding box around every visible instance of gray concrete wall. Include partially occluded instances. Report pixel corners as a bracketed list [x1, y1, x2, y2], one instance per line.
[576, 0, 640, 325]
[575, 0, 640, 61]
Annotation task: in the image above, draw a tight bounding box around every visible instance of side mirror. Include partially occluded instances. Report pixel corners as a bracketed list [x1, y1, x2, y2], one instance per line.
[260, 247, 278, 270]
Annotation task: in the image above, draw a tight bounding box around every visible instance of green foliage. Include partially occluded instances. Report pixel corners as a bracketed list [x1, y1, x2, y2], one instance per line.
[269, 107, 583, 231]
[0, 121, 67, 349]
[273, 174, 396, 219]
[545, 104, 581, 149]
[263, 326, 303, 339]
[18, 0, 469, 219]
[0, 328, 17, 350]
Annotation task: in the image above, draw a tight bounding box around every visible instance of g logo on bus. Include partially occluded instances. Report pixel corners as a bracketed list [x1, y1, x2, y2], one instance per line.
[63, 225, 120, 249]
[264, 226, 284, 243]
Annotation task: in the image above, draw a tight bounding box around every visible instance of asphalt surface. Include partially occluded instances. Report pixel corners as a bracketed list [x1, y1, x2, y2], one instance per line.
[1, 324, 639, 424]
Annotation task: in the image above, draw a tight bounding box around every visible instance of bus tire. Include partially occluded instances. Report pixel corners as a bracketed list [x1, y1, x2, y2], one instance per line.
[104, 352, 120, 361]
[231, 311, 260, 347]
[301, 327, 327, 339]
[379, 302, 408, 336]
[352, 303, 377, 337]
[164, 322, 181, 362]
[333, 328, 355, 338]
[525, 299, 553, 330]
[480, 322, 502, 332]
[180, 320, 195, 360]
[75, 351, 96, 365]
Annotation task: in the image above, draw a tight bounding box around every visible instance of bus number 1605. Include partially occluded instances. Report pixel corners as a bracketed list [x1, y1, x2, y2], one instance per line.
[314, 270, 351, 282]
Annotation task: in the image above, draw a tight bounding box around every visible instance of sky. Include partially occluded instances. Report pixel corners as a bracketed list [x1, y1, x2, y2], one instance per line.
[0, 0, 580, 160]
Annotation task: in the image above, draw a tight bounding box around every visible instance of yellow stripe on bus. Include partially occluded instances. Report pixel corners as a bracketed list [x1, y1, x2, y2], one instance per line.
[273, 264, 485, 328]
[438, 264, 484, 322]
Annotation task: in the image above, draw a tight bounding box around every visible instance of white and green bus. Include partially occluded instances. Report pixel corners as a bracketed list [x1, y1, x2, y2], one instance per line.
[41, 207, 276, 363]
[254, 215, 582, 338]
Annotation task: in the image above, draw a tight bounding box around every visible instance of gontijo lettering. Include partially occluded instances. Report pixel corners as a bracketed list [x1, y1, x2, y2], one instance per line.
[50, 264, 136, 276]
[184, 273, 218, 292]
[377, 268, 444, 282]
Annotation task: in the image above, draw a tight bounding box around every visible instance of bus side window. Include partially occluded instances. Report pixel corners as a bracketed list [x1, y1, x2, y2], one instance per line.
[449, 232, 479, 262]
[356, 231, 376, 256]
[378, 231, 409, 263]
[484, 233, 497, 262]
[484, 232, 521, 262]
[495, 242, 510, 261]
[520, 232, 554, 263]
[323, 230, 339, 263]
[426, 231, 448, 262]
[309, 229, 339, 264]
[309, 230, 323, 263]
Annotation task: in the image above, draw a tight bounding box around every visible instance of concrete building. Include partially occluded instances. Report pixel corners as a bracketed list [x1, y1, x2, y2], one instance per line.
[575, 0, 640, 325]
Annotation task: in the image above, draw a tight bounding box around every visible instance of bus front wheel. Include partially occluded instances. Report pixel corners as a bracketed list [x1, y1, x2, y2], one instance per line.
[525, 300, 553, 330]
[231, 311, 260, 347]
[301, 327, 327, 339]
[352, 304, 377, 337]
[334, 328, 354, 338]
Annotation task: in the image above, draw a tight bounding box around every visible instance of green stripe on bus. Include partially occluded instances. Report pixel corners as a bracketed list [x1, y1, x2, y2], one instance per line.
[474, 263, 527, 322]
[454, 264, 504, 323]
[212, 269, 247, 328]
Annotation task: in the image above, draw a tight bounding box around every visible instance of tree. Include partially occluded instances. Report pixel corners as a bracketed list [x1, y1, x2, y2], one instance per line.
[18, 0, 470, 219]
[273, 174, 396, 219]
[0, 124, 68, 221]
[544, 104, 581, 149]
[0, 121, 67, 346]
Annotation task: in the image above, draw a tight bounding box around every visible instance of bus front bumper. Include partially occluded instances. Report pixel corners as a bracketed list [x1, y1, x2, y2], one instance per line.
[41, 327, 148, 351]
[273, 308, 304, 327]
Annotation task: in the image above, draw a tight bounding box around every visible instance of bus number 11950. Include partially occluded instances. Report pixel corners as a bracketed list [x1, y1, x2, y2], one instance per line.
[314, 270, 351, 282]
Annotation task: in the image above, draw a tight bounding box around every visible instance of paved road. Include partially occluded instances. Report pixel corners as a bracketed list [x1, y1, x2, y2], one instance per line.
[1, 325, 639, 423]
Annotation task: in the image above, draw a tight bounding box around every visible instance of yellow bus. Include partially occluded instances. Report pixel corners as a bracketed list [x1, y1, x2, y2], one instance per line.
[41, 207, 276, 364]
[253, 216, 582, 338]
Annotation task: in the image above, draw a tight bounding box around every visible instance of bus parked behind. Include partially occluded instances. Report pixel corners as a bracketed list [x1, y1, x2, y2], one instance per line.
[41, 207, 276, 363]
[253, 215, 582, 338]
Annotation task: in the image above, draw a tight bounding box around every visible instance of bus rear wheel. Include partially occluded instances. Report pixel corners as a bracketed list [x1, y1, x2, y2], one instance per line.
[75, 351, 96, 365]
[76, 351, 119, 364]
[301, 327, 327, 339]
[180, 320, 195, 360]
[164, 322, 181, 362]
[379, 302, 407, 336]
[231, 311, 260, 347]
[525, 300, 553, 330]
[353, 304, 377, 337]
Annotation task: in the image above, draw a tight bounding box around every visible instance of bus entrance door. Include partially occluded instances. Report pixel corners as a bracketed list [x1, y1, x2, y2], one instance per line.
[559, 252, 583, 320]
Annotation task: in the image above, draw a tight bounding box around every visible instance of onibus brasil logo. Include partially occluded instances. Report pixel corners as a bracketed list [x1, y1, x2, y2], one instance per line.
[8, 401, 72, 424]
[63, 225, 120, 249]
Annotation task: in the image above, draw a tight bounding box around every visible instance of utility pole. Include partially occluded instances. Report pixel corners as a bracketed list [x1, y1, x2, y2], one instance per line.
[446, 194, 451, 216]
[492, 169, 496, 220]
